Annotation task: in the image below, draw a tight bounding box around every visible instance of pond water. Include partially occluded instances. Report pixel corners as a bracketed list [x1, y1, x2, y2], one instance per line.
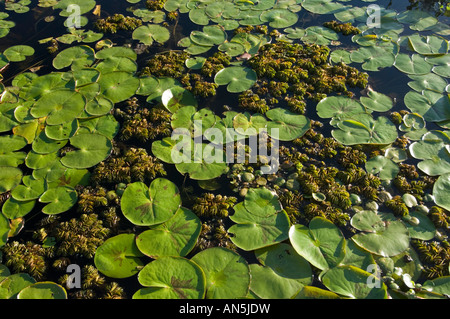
[1, 0, 450, 300]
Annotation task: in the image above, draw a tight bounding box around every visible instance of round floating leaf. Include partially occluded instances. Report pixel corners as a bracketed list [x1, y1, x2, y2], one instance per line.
[250, 243, 312, 299]
[301, 26, 339, 46]
[228, 202, 290, 251]
[260, 9, 298, 28]
[190, 25, 227, 46]
[135, 256, 206, 299]
[17, 282, 67, 299]
[3, 45, 34, 62]
[24, 72, 73, 100]
[39, 186, 78, 214]
[25, 151, 58, 170]
[404, 90, 450, 123]
[60, 133, 112, 169]
[214, 66, 257, 93]
[302, 0, 344, 14]
[2, 197, 35, 219]
[0, 273, 36, 299]
[191, 247, 250, 299]
[351, 211, 410, 257]
[85, 96, 114, 116]
[162, 87, 198, 114]
[98, 71, 140, 104]
[45, 120, 78, 141]
[332, 114, 398, 145]
[11, 175, 46, 201]
[266, 108, 310, 141]
[360, 89, 394, 112]
[136, 207, 201, 258]
[0, 166, 22, 193]
[409, 131, 450, 176]
[95, 46, 137, 60]
[52, 45, 95, 70]
[243, 187, 281, 217]
[54, 0, 96, 16]
[121, 178, 181, 226]
[408, 33, 448, 56]
[426, 54, 450, 78]
[175, 143, 228, 180]
[32, 131, 68, 155]
[406, 210, 436, 241]
[394, 53, 433, 75]
[132, 24, 170, 45]
[434, 172, 450, 211]
[151, 135, 193, 165]
[185, 56, 206, 69]
[316, 96, 365, 119]
[218, 42, 245, 57]
[0, 211, 9, 247]
[31, 89, 86, 125]
[330, 49, 352, 64]
[350, 45, 396, 71]
[365, 155, 399, 180]
[289, 217, 346, 271]
[322, 265, 388, 299]
[95, 56, 137, 74]
[94, 233, 145, 279]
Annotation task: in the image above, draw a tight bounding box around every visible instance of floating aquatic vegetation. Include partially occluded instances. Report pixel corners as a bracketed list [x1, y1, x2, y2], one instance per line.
[94, 14, 143, 33]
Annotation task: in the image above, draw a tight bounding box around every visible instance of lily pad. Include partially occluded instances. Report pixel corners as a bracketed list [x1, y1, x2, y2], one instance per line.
[214, 66, 257, 93]
[350, 45, 396, 71]
[17, 282, 67, 299]
[365, 155, 399, 181]
[322, 265, 388, 299]
[228, 202, 290, 251]
[265, 108, 310, 141]
[3, 45, 34, 62]
[60, 133, 112, 169]
[260, 9, 298, 28]
[132, 24, 170, 45]
[408, 33, 448, 56]
[2, 197, 35, 219]
[351, 211, 410, 257]
[52, 45, 95, 70]
[31, 89, 86, 125]
[409, 131, 450, 176]
[360, 89, 394, 112]
[190, 25, 227, 46]
[11, 175, 46, 201]
[426, 54, 450, 78]
[331, 114, 398, 145]
[0, 166, 23, 193]
[39, 186, 78, 214]
[191, 247, 250, 299]
[134, 256, 206, 299]
[98, 71, 140, 103]
[94, 233, 145, 279]
[136, 207, 201, 258]
[433, 172, 450, 211]
[316, 96, 365, 119]
[404, 90, 450, 123]
[0, 273, 36, 299]
[121, 178, 181, 226]
[394, 53, 433, 75]
[249, 243, 312, 299]
[289, 217, 346, 271]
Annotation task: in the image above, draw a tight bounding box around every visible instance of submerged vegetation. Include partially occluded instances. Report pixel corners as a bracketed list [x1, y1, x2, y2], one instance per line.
[0, 0, 450, 300]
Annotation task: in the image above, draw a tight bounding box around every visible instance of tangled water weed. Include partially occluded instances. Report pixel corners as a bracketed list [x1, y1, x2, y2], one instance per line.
[0, 0, 450, 300]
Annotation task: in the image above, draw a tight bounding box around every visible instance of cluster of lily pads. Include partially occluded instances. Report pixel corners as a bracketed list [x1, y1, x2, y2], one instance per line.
[0, 0, 450, 300]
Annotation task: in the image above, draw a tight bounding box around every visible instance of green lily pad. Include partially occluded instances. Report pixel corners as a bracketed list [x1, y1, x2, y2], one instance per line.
[175, 143, 228, 180]
[95, 56, 137, 74]
[365, 155, 399, 181]
[45, 120, 78, 141]
[31, 89, 86, 125]
[94, 233, 145, 279]
[409, 131, 450, 176]
[289, 217, 346, 271]
[360, 89, 394, 112]
[232, 112, 267, 136]
[249, 243, 312, 299]
[301, 26, 339, 46]
[162, 87, 198, 114]
[404, 90, 450, 123]
[394, 53, 433, 75]
[408, 33, 448, 56]
[60, 133, 112, 169]
[0, 273, 36, 299]
[79, 114, 119, 140]
[228, 202, 290, 251]
[136, 207, 201, 258]
[24, 72, 73, 100]
[121, 178, 181, 226]
[191, 247, 250, 299]
[322, 265, 388, 299]
[17, 282, 67, 299]
[265, 108, 310, 141]
[0, 211, 9, 247]
[405, 210, 436, 241]
[243, 187, 282, 217]
[11, 175, 46, 201]
[151, 135, 193, 165]
[98, 71, 140, 104]
[0, 166, 23, 193]
[302, 0, 344, 14]
[3, 45, 34, 62]
[332, 114, 398, 145]
[260, 9, 298, 28]
[316, 96, 365, 119]
[39, 185, 78, 214]
[426, 54, 450, 78]
[132, 24, 170, 45]
[351, 211, 410, 257]
[2, 197, 35, 219]
[433, 172, 450, 211]
[350, 45, 396, 71]
[190, 25, 227, 46]
[214, 66, 257, 93]
[135, 256, 205, 299]
[52, 45, 95, 70]
[54, 0, 96, 16]
[32, 131, 68, 155]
